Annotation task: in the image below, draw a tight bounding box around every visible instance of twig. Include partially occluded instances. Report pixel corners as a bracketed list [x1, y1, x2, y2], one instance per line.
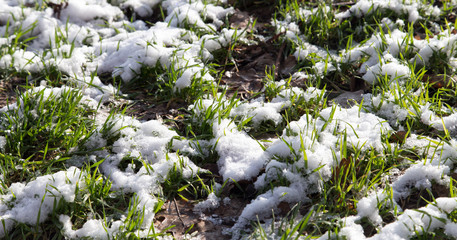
[332, 1, 356, 7]
[266, 32, 286, 44]
[275, 41, 287, 78]
[173, 198, 185, 226]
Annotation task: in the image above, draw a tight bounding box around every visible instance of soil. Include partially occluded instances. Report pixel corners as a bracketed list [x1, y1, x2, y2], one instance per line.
[2, 1, 445, 239]
[155, 198, 250, 239]
[0, 76, 27, 108]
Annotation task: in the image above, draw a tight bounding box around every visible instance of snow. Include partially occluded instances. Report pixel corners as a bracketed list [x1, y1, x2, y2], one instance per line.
[233, 105, 392, 231]
[60, 215, 124, 240]
[392, 163, 450, 201]
[2, 0, 457, 239]
[0, 167, 82, 237]
[369, 202, 448, 240]
[193, 192, 220, 212]
[357, 191, 387, 225]
[0, 136, 5, 151]
[335, 0, 440, 23]
[212, 119, 269, 181]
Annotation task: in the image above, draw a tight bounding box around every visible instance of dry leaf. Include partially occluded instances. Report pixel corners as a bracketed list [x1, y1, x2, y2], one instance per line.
[280, 55, 297, 76]
[331, 90, 364, 108]
[277, 201, 291, 215]
[221, 69, 264, 95]
[230, 10, 252, 31]
[423, 74, 456, 89]
[389, 131, 407, 144]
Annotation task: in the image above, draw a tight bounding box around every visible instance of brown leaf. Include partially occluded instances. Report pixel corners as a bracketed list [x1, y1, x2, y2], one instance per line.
[196, 220, 215, 233]
[389, 131, 408, 144]
[221, 69, 264, 95]
[230, 10, 252, 31]
[331, 90, 364, 108]
[277, 201, 291, 215]
[246, 53, 276, 71]
[422, 74, 456, 89]
[280, 55, 297, 76]
[332, 157, 352, 182]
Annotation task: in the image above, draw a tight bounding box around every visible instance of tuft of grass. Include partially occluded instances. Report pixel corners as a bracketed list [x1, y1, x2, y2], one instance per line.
[0, 87, 97, 182]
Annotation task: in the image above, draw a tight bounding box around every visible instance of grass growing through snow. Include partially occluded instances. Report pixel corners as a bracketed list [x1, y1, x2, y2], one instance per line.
[2, 0, 457, 239]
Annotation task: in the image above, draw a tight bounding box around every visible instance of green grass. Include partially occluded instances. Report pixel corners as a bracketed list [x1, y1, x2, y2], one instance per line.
[2, 0, 457, 239]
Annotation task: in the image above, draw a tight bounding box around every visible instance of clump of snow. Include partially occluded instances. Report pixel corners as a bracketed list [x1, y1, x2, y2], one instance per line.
[420, 103, 457, 132]
[235, 105, 392, 229]
[392, 163, 450, 201]
[120, 0, 162, 18]
[362, 55, 411, 84]
[370, 200, 449, 239]
[60, 215, 123, 240]
[335, 0, 440, 23]
[229, 86, 324, 127]
[59, 0, 124, 24]
[342, 29, 413, 84]
[0, 167, 82, 237]
[0, 136, 5, 152]
[163, 0, 234, 30]
[321, 106, 392, 151]
[212, 119, 270, 181]
[357, 191, 387, 225]
[413, 32, 457, 66]
[230, 99, 285, 127]
[194, 192, 220, 212]
[234, 186, 306, 230]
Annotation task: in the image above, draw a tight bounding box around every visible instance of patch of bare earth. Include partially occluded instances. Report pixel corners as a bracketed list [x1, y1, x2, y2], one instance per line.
[0, 76, 26, 108]
[155, 198, 250, 239]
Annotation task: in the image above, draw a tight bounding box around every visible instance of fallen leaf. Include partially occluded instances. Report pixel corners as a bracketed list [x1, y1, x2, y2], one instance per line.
[389, 131, 408, 144]
[246, 53, 275, 71]
[196, 220, 215, 233]
[332, 157, 352, 183]
[221, 69, 263, 96]
[277, 201, 291, 215]
[422, 74, 456, 89]
[230, 10, 252, 31]
[280, 55, 297, 76]
[330, 90, 364, 108]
